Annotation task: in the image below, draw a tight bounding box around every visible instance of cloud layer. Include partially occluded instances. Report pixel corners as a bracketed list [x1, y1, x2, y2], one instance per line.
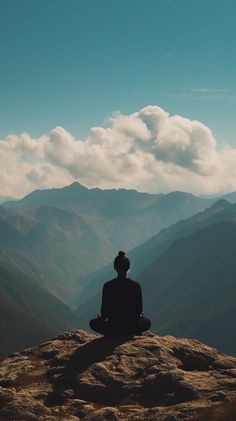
[1, 105, 236, 198]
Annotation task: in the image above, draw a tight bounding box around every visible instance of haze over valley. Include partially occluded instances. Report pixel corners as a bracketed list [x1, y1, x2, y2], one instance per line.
[0, 182, 235, 357]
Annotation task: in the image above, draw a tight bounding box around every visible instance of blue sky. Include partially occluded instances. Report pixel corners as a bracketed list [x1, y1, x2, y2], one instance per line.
[0, 0, 236, 145]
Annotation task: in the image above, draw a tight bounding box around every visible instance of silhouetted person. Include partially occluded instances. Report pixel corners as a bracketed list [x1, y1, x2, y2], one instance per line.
[90, 251, 151, 336]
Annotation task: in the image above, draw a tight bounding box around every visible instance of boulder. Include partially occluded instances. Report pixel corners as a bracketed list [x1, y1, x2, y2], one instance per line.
[0, 330, 235, 420]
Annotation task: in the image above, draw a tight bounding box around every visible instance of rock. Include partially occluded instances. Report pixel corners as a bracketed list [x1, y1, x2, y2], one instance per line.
[143, 370, 199, 405]
[172, 346, 215, 371]
[88, 407, 119, 420]
[0, 330, 235, 420]
[0, 396, 51, 420]
[208, 390, 226, 401]
[0, 378, 15, 388]
[0, 386, 15, 404]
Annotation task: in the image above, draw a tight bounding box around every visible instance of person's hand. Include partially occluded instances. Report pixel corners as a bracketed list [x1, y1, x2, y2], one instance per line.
[141, 312, 144, 317]
[97, 313, 100, 318]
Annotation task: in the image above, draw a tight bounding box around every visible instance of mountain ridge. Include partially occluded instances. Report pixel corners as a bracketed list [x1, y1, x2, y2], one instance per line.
[75, 200, 236, 355]
[0, 247, 77, 358]
[1, 183, 218, 308]
[1, 183, 236, 357]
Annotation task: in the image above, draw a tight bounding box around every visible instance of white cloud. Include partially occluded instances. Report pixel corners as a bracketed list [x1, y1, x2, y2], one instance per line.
[165, 89, 235, 102]
[0, 105, 236, 198]
[191, 88, 230, 94]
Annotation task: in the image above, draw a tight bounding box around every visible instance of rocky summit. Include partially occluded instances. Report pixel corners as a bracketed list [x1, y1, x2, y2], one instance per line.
[0, 331, 236, 421]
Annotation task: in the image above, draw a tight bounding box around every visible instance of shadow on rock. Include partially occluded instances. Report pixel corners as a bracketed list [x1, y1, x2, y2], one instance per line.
[44, 335, 132, 406]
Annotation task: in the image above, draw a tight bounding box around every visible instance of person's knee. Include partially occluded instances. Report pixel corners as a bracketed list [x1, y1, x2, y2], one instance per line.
[145, 318, 151, 330]
[90, 317, 108, 334]
[138, 316, 151, 332]
[89, 318, 98, 331]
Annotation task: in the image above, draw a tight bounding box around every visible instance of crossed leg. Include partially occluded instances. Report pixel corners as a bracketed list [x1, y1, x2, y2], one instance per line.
[90, 316, 151, 336]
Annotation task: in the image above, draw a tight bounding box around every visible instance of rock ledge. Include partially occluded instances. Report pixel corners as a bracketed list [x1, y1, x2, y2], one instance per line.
[0, 330, 236, 420]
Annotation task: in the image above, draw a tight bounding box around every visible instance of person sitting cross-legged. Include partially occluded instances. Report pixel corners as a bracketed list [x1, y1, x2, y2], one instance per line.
[90, 250, 151, 336]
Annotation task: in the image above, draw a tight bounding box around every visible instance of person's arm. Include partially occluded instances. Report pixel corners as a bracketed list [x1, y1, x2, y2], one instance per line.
[133, 283, 143, 317]
[101, 283, 109, 320]
[137, 284, 143, 316]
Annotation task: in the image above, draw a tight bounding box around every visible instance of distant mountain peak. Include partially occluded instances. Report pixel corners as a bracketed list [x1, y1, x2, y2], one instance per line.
[209, 199, 232, 211]
[166, 190, 194, 197]
[64, 181, 88, 191]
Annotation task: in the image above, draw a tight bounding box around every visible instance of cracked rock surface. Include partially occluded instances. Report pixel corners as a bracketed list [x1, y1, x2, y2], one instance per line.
[0, 330, 236, 420]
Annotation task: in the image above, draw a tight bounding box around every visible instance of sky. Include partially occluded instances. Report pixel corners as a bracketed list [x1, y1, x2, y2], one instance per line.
[0, 0, 236, 198]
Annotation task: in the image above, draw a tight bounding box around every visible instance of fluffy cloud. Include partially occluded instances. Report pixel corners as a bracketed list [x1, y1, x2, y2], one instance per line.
[1, 105, 236, 198]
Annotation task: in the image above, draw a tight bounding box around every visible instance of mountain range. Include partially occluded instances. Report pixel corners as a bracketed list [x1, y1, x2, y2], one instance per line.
[141, 218, 236, 354]
[2, 182, 216, 307]
[1, 182, 236, 356]
[75, 199, 236, 354]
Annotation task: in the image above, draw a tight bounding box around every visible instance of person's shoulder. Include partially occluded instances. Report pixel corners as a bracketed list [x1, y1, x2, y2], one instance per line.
[127, 278, 141, 288]
[103, 278, 117, 288]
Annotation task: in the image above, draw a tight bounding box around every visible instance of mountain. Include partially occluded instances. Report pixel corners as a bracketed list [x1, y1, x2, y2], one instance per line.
[200, 191, 236, 204]
[3, 183, 235, 354]
[4, 184, 215, 251]
[139, 219, 236, 354]
[0, 330, 235, 420]
[5, 182, 214, 222]
[75, 200, 236, 354]
[0, 196, 16, 205]
[0, 205, 33, 233]
[0, 247, 77, 358]
[74, 200, 232, 315]
[2, 183, 216, 307]
[4, 182, 159, 214]
[0, 205, 120, 306]
[220, 191, 236, 203]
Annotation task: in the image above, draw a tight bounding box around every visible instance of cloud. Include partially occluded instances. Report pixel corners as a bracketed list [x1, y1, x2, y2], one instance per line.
[191, 88, 230, 94]
[165, 88, 235, 102]
[1, 105, 236, 198]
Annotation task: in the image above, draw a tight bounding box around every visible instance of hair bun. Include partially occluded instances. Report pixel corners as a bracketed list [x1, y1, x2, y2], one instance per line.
[118, 250, 125, 258]
[114, 250, 130, 271]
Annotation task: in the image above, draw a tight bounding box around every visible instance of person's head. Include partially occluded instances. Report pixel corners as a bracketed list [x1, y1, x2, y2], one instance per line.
[114, 250, 130, 277]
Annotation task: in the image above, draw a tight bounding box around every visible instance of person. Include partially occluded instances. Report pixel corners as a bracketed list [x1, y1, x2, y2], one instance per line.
[90, 250, 151, 336]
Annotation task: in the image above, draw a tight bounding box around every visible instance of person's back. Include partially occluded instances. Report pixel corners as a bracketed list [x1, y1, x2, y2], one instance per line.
[101, 277, 143, 322]
[90, 251, 151, 336]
